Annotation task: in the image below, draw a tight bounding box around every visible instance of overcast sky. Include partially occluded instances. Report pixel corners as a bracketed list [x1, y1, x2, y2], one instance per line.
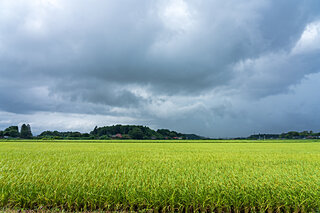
[1, 0, 320, 137]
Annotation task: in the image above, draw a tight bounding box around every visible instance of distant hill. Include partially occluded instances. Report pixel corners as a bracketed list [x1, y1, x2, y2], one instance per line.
[90, 125, 208, 140]
[183, 134, 207, 140]
[34, 124, 207, 140]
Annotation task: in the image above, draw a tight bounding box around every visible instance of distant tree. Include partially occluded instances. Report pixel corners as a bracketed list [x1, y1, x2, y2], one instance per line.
[170, 131, 178, 138]
[299, 131, 309, 138]
[157, 129, 171, 138]
[91, 126, 98, 135]
[36, 124, 201, 140]
[4, 126, 20, 138]
[20, 124, 28, 138]
[129, 127, 144, 139]
[287, 131, 300, 139]
[81, 133, 91, 138]
[99, 135, 109, 140]
[20, 124, 33, 139]
[27, 124, 32, 136]
[0, 131, 4, 138]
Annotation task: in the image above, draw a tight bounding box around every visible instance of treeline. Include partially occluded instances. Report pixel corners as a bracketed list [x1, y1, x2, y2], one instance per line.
[38, 125, 205, 140]
[90, 125, 188, 140]
[0, 124, 205, 140]
[248, 131, 320, 140]
[2, 124, 320, 140]
[38, 131, 92, 140]
[0, 124, 33, 139]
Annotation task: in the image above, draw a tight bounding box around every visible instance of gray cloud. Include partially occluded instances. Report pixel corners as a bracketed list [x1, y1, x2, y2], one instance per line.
[1, 0, 320, 137]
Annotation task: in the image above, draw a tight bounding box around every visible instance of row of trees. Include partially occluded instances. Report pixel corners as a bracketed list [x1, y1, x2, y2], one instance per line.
[248, 131, 320, 140]
[90, 125, 189, 140]
[1, 124, 205, 140]
[38, 131, 93, 140]
[2, 124, 319, 140]
[37, 125, 202, 140]
[0, 124, 33, 139]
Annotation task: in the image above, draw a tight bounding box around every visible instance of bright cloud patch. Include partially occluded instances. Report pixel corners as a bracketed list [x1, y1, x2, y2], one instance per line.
[293, 20, 320, 54]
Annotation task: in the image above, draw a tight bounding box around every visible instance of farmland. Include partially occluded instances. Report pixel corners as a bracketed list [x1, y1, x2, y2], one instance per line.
[1, 141, 320, 212]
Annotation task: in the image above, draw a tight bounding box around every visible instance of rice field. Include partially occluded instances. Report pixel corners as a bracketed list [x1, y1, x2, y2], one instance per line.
[1, 141, 320, 212]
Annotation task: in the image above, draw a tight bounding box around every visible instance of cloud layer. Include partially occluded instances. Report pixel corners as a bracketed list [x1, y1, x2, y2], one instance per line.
[1, 0, 320, 137]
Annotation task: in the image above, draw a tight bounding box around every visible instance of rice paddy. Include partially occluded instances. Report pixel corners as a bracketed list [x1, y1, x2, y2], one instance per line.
[1, 141, 320, 212]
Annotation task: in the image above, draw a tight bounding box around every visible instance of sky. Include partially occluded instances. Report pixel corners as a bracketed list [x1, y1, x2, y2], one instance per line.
[1, 0, 320, 138]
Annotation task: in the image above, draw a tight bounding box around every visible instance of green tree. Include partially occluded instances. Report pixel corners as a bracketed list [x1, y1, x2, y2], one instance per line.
[20, 124, 33, 139]
[285, 131, 299, 139]
[129, 127, 144, 139]
[4, 126, 20, 138]
[0, 131, 4, 138]
[91, 126, 98, 135]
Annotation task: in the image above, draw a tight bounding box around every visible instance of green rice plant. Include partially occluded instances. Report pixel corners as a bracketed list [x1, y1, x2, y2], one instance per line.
[1, 141, 320, 211]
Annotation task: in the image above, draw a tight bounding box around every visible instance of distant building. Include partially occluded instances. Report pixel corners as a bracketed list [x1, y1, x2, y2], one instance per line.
[112, 133, 123, 138]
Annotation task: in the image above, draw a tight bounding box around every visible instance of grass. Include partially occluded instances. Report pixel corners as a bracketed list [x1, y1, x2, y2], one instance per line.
[1, 141, 320, 212]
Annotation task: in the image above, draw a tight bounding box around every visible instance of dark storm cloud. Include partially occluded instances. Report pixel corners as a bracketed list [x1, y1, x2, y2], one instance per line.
[52, 79, 144, 107]
[1, 0, 320, 137]
[257, 1, 320, 50]
[230, 50, 320, 98]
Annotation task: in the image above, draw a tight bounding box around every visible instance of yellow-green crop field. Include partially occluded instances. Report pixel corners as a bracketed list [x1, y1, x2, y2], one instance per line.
[1, 141, 320, 212]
